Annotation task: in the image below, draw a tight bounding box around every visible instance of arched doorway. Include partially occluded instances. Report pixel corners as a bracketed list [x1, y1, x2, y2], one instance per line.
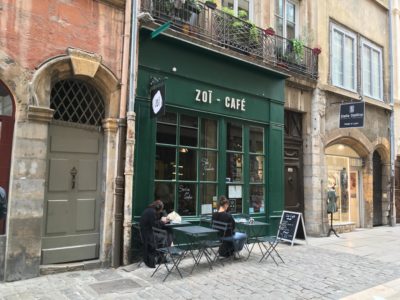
[41, 78, 105, 264]
[373, 151, 383, 226]
[0, 81, 15, 235]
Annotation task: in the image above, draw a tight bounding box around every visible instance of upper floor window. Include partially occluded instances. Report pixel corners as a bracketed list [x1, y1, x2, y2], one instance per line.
[222, 0, 253, 21]
[362, 39, 383, 100]
[331, 23, 357, 91]
[275, 0, 298, 40]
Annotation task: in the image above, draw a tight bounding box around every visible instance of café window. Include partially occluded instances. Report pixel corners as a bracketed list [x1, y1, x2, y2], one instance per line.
[155, 112, 218, 216]
[154, 111, 266, 216]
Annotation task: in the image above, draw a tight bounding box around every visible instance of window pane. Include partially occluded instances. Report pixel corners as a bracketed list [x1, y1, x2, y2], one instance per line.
[250, 185, 264, 213]
[332, 30, 343, 86]
[155, 146, 176, 180]
[227, 122, 242, 151]
[275, 0, 283, 16]
[157, 123, 176, 144]
[250, 155, 264, 183]
[222, 0, 234, 10]
[275, 16, 284, 36]
[250, 126, 264, 153]
[344, 36, 354, 89]
[0, 85, 13, 116]
[200, 150, 217, 181]
[238, 0, 250, 19]
[199, 183, 217, 207]
[179, 148, 197, 181]
[200, 118, 217, 149]
[226, 185, 242, 213]
[180, 115, 198, 146]
[180, 126, 197, 147]
[180, 114, 198, 127]
[158, 112, 177, 124]
[372, 49, 381, 98]
[155, 182, 175, 214]
[178, 183, 196, 216]
[286, 2, 295, 23]
[286, 21, 295, 40]
[363, 46, 371, 95]
[227, 153, 243, 182]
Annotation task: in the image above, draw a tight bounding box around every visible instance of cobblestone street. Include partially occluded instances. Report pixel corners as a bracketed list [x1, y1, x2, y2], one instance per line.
[1, 226, 400, 300]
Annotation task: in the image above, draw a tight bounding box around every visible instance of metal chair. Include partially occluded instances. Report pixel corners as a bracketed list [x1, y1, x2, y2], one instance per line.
[151, 227, 186, 282]
[212, 220, 247, 260]
[258, 224, 285, 265]
[131, 223, 144, 267]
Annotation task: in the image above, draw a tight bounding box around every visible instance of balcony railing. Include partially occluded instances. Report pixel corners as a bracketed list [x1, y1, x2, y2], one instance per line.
[141, 0, 318, 79]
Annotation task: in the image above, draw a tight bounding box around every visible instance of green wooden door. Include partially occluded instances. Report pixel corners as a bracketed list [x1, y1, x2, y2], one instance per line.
[42, 124, 102, 264]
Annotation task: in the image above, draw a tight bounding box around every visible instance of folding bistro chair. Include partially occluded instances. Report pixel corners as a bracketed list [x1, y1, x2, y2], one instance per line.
[212, 220, 247, 260]
[132, 223, 144, 267]
[151, 227, 186, 282]
[258, 224, 285, 265]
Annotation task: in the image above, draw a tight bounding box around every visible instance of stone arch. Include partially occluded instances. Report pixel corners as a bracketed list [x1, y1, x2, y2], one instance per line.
[371, 138, 390, 164]
[29, 48, 120, 120]
[323, 128, 373, 158]
[24, 48, 121, 268]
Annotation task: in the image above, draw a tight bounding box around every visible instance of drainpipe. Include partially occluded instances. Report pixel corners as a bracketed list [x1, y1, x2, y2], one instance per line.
[112, 0, 132, 268]
[389, 0, 396, 226]
[122, 0, 140, 265]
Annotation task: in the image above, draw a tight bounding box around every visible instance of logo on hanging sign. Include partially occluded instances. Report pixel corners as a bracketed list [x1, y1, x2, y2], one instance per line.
[150, 82, 165, 117]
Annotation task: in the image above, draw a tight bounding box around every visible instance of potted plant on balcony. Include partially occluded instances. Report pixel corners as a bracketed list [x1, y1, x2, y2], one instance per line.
[264, 27, 275, 36]
[173, 0, 201, 22]
[312, 46, 322, 55]
[205, 0, 217, 9]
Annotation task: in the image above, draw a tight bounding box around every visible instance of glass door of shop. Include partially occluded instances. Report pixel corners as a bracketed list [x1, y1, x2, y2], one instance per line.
[325, 144, 363, 226]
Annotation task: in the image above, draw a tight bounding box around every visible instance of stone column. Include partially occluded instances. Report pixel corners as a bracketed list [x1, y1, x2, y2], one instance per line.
[122, 111, 135, 265]
[304, 87, 327, 236]
[4, 106, 53, 281]
[363, 153, 373, 228]
[100, 118, 118, 266]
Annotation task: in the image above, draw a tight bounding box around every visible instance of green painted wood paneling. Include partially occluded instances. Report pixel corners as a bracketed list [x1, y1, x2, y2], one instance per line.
[133, 30, 286, 228]
[268, 124, 284, 234]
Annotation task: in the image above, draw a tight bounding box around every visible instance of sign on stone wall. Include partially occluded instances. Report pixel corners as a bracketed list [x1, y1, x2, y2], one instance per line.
[339, 102, 365, 128]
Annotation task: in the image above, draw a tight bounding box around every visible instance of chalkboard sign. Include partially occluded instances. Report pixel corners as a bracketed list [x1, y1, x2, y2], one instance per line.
[277, 211, 307, 246]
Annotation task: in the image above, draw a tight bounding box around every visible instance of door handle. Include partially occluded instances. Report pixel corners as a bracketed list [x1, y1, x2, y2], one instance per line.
[70, 167, 77, 189]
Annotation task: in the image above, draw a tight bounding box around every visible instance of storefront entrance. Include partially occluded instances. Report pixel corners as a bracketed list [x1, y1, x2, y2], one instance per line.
[325, 144, 363, 227]
[133, 29, 286, 234]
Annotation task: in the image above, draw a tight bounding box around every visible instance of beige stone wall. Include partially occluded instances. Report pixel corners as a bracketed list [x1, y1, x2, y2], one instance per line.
[317, 0, 390, 104]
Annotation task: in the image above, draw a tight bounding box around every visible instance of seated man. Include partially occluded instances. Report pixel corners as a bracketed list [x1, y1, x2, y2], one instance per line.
[212, 196, 247, 257]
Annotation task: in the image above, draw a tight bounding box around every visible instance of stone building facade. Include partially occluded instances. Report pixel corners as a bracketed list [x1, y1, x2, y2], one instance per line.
[0, 0, 127, 281]
[259, 0, 392, 235]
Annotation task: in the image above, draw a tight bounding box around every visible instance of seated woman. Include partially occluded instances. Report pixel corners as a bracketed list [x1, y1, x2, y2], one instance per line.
[212, 196, 247, 258]
[139, 200, 169, 268]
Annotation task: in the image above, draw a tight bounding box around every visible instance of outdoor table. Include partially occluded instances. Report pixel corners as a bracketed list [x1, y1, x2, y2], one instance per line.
[163, 220, 192, 228]
[173, 225, 219, 274]
[235, 220, 270, 259]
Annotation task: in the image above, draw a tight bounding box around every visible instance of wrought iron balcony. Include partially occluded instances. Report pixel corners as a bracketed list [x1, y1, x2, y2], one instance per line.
[140, 0, 318, 79]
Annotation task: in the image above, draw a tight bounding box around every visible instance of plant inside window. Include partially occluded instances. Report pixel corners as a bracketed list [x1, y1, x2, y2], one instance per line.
[291, 38, 304, 63]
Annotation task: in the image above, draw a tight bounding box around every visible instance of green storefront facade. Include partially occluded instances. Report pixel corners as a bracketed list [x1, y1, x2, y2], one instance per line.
[133, 29, 286, 234]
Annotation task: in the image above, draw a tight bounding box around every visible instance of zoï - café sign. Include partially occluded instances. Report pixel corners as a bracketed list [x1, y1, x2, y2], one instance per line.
[195, 89, 246, 112]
